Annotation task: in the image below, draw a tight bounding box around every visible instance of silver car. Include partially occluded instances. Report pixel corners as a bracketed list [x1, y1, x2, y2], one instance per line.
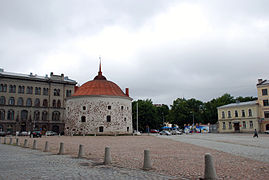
[159, 130, 171, 135]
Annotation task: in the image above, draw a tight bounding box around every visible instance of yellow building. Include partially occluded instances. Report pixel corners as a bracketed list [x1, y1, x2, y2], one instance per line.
[256, 79, 269, 132]
[217, 101, 260, 133]
[218, 78, 269, 133]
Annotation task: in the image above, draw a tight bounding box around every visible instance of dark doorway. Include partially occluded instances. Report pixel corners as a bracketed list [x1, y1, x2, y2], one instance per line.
[266, 124, 269, 130]
[234, 123, 240, 132]
[52, 125, 59, 133]
[21, 125, 26, 131]
[99, 126, 104, 132]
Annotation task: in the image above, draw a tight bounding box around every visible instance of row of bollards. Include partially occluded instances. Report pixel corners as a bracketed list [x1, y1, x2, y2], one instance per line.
[0, 137, 218, 179]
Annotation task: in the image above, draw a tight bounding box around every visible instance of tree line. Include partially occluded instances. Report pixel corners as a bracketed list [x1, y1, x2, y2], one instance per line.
[132, 93, 257, 132]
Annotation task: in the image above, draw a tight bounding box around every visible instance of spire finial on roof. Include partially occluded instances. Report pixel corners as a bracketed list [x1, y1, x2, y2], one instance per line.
[99, 56, 102, 73]
[94, 57, 107, 80]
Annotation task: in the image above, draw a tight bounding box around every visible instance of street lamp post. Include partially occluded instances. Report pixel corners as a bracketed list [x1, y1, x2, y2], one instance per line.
[136, 101, 138, 133]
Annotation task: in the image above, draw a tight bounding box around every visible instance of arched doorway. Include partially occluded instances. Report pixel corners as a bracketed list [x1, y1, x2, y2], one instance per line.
[52, 125, 59, 133]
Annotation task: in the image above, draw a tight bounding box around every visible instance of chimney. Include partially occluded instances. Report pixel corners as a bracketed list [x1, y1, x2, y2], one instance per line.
[258, 79, 263, 84]
[125, 88, 129, 97]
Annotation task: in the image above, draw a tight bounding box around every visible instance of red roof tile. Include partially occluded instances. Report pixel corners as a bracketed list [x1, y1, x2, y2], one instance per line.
[72, 62, 127, 97]
[72, 79, 127, 97]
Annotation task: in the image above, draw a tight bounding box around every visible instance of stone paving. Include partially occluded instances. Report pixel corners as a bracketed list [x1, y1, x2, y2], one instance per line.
[158, 133, 269, 163]
[0, 144, 179, 180]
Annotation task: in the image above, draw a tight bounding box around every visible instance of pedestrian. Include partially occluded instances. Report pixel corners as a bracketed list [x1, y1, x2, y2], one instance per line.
[253, 129, 258, 138]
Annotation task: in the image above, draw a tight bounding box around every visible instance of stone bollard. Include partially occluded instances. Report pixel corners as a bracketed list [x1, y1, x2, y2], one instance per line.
[16, 138, 19, 146]
[23, 139, 28, 148]
[204, 153, 218, 180]
[78, 144, 84, 158]
[143, 150, 152, 170]
[33, 140, 37, 150]
[44, 141, 49, 152]
[104, 147, 112, 165]
[71, 133, 73, 137]
[9, 138, 13, 145]
[58, 142, 64, 155]
[4, 137, 7, 144]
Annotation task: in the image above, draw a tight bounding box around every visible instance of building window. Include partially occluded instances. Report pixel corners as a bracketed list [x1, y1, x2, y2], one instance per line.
[7, 110, 14, 120]
[235, 110, 238, 117]
[127, 127, 129, 132]
[43, 99, 48, 107]
[242, 110, 245, 117]
[99, 126, 104, 132]
[262, 89, 268, 96]
[52, 100, 56, 108]
[121, 106, 124, 110]
[108, 105, 111, 110]
[66, 90, 72, 97]
[52, 111, 60, 121]
[248, 109, 252, 117]
[243, 121, 246, 129]
[26, 98, 32, 107]
[0, 109, 5, 120]
[18, 86, 25, 94]
[57, 100, 61, 108]
[9, 85, 16, 93]
[43, 88, 48, 95]
[124, 117, 126, 121]
[34, 111, 40, 121]
[54, 89, 60, 96]
[81, 116, 86, 122]
[42, 111, 48, 121]
[0, 84, 7, 92]
[82, 106, 86, 110]
[107, 115, 111, 122]
[9, 97, 15, 105]
[35, 87, 41, 95]
[0, 96, 6, 105]
[34, 98, 40, 107]
[222, 122, 226, 130]
[228, 111, 231, 118]
[222, 111, 225, 119]
[26, 86, 33, 94]
[263, 100, 269, 106]
[250, 121, 253, 129]
[21, 110, 28, 121]
[229, 122, 232, 129]
[17, 97, 23, 106]
[265, 111, 269, 118]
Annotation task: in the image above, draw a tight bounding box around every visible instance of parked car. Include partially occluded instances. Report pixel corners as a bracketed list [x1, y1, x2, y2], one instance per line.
[0, 131, 6, 137]
[159, 130, 171, 135]
[18, 131, 29, 136]
[45, 131, 58, 136]
[171, 130, 183, 135]
[264, 130, 269, 134]
[150, 129, 159, 133]
[32, 130, 42, 138]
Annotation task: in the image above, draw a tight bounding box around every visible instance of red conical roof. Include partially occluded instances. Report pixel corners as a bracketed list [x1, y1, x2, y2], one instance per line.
[72, 63, 128, 97]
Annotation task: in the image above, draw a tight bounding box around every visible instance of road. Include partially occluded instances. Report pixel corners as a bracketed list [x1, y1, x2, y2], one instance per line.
[158, 133, 269, 163]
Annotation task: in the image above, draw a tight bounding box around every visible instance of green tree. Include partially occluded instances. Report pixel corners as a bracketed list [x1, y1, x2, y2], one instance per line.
[132, 99, 158, 132]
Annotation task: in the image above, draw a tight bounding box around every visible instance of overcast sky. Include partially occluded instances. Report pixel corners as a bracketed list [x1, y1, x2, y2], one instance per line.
[1, 0, 269, 105]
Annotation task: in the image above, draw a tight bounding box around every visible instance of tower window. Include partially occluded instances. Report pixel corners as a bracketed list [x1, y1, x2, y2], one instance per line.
[81, 116, 86, 122]
[107, 115, 111, 122]
[108, 105, 111, 110]
[83, 106, 86, 110]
